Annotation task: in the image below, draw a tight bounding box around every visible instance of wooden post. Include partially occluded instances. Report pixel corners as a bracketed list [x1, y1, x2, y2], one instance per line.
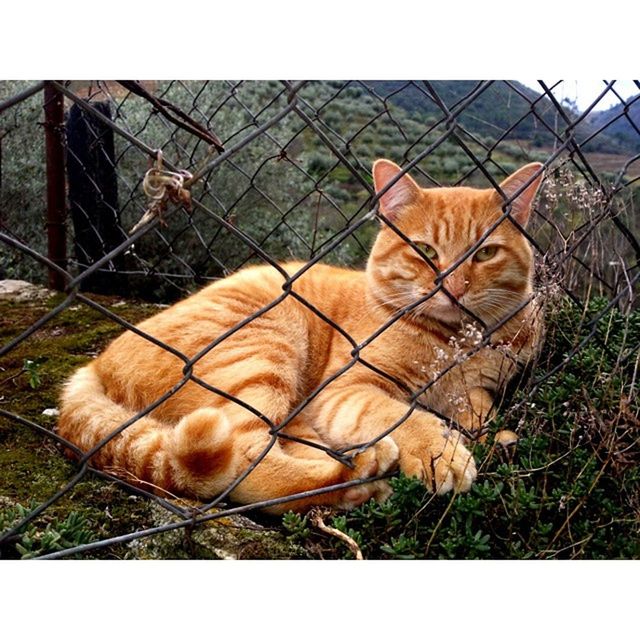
[0, 129, 4, 227]
[44, 82, 67, 291]
[66, 100, 124, 293]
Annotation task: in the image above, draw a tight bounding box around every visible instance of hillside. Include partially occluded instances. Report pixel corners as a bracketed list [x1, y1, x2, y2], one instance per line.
[360, 80, 640, 155]
[588, 96, 640, 153]
[364, 80, 559, 144]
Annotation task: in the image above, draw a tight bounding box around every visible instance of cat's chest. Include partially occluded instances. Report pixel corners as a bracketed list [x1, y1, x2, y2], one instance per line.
[363, 323, 517, 396]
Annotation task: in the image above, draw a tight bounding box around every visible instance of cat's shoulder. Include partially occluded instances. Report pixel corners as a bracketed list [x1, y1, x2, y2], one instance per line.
[237, 260, 363, 283]
[194, 261, 363, 301]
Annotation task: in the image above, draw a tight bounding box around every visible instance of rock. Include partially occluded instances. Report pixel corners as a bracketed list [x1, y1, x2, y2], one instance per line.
[0, 280, 53, 302]
[124, 502, 307, 560]
[42, 408, 60, 417]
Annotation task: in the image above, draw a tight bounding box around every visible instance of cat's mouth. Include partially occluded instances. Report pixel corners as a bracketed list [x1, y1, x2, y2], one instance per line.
[417, 290, 512, 329]
[431, 302, 468, 327]
[406, 287, 519, 329]
[413, 291, 468, 326]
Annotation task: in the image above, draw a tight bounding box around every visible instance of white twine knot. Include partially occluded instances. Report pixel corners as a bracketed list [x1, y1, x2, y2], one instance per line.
[129, 150, 193, 234]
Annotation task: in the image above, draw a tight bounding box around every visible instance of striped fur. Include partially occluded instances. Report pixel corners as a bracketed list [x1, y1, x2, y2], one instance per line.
[58, 160, 544, 513]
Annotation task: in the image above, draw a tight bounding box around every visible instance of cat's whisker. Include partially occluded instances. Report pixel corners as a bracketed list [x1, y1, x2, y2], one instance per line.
[369, 291, 416, 314]
[477, 300, 520, 325]
[354, 289, 417, 331]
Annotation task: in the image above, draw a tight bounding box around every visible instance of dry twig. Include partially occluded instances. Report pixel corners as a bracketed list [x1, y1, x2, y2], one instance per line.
[310, 508, 363, 560]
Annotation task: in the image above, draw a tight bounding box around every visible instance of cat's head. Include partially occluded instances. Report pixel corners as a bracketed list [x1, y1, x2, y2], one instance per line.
[367, 159, 544, 328]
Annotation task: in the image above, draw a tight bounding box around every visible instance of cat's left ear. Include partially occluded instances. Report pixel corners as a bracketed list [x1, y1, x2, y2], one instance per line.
[497, 162, 544, 227]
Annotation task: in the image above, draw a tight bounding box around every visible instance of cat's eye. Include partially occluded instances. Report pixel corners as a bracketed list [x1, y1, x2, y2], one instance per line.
[416, 243, 438, 261]
[474, 245, 499, 262]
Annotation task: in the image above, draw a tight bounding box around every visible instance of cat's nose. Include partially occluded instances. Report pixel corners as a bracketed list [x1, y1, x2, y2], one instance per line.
[443, 274, 469, 301]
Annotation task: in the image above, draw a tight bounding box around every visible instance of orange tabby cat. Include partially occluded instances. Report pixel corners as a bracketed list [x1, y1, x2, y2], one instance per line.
[58, 159, 544, 513]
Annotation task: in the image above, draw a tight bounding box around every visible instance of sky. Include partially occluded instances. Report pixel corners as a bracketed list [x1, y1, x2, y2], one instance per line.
[519, 80, 638, 113]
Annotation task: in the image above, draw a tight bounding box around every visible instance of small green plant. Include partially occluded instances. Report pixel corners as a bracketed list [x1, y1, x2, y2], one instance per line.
[282, 511, 310, 543]
[0, 501, 94, 559]
[22, 359, 41, 389]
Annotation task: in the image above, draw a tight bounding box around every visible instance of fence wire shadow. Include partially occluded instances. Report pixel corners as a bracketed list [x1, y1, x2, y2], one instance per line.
[0, 79, 638, 559]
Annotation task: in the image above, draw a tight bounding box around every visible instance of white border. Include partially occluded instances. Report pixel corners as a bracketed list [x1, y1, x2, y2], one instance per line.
[1, 560, 637, 637]
[3, 1, 639, 78]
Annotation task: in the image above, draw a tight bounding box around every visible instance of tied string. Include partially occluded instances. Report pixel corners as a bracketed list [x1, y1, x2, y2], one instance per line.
[129, 150, 194, 235]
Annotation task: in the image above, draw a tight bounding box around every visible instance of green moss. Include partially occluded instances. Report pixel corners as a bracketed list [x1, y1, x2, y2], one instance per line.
[0, 294, 161, 558]
[0, 295, 154, 419]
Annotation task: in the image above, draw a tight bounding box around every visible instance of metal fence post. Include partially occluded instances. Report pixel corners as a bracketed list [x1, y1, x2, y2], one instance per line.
[44, 81, 67, 291]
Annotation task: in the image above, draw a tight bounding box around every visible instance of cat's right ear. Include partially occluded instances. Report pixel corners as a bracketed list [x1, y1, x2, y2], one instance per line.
[497, 162, 544, 228]
[372, 159, 420, 220]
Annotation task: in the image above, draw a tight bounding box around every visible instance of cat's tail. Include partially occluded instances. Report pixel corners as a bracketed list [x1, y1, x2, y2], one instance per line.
[57, 363, 238, 498]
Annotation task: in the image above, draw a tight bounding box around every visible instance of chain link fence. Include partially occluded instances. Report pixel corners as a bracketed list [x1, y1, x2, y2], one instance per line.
[0, 80, 638, 559]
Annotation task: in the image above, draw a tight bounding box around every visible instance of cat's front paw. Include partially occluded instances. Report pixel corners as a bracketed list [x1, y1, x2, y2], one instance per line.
[400, 428, 477, 494]
[337, 436, 399, 509]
